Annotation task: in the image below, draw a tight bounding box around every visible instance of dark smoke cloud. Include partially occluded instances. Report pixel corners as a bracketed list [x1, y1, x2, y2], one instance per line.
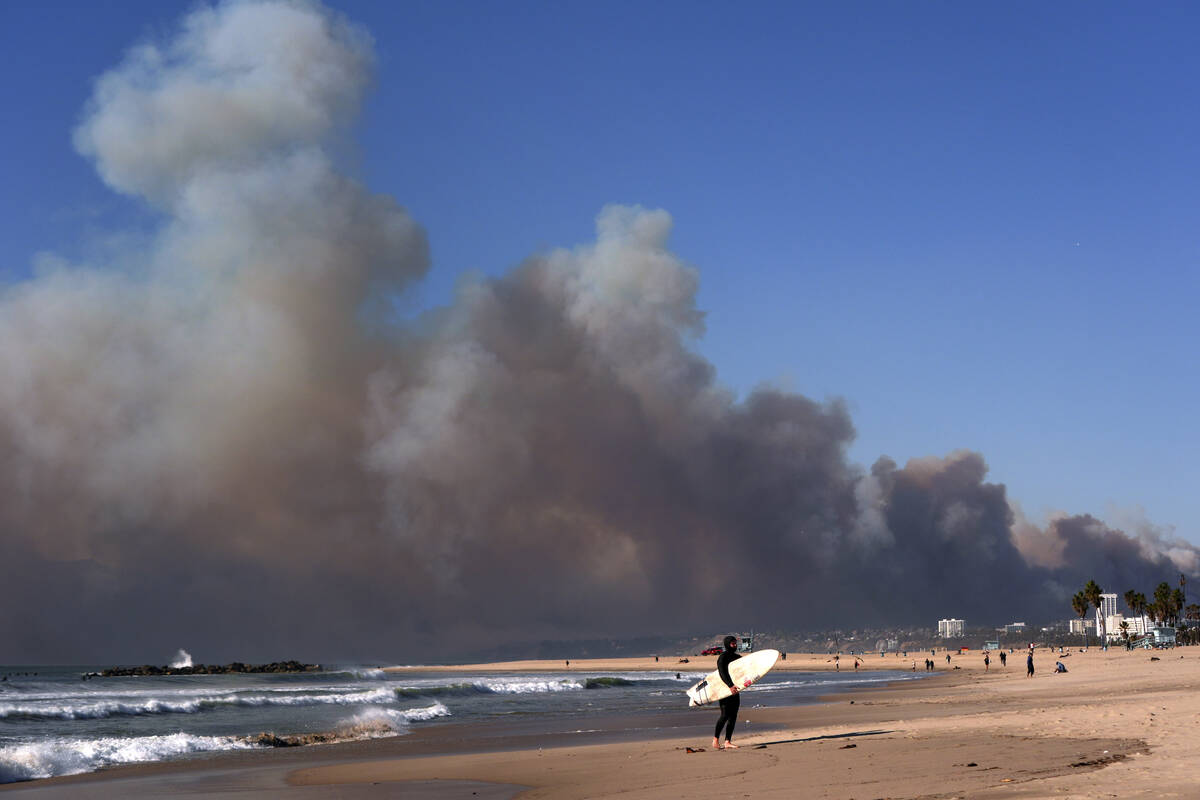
[2, 0, 1196, 663]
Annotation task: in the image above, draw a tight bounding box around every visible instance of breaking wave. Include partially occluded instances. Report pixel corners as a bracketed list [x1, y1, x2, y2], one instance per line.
[0, 687, 398, 721]
[245, 703, 452, 748]
[0, 702, 451, 783]
[328, 667, 386, 679]
[393, 678, 585, 698]
[584, 677, 635, 688]
[0, 733, 259, 784]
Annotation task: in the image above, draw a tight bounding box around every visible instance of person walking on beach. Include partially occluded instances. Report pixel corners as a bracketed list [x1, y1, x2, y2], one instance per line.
[712, 635, 742, 750]
[1026, 650, 1035, 678]
[999, 651, 1006, 667]
[984, 653, 990, 671]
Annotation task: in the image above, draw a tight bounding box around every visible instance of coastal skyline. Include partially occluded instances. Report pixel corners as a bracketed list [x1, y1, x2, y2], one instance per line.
[2, 0, 1199, 663]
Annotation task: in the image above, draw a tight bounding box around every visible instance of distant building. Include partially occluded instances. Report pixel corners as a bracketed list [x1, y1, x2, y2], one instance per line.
[1095, 593, 1118, 636]
[1004, 622, 1027, 635]
[938, 619, 965, 638]
[1069, 618, 1095, 635]
[1105, 613, 1148, 640]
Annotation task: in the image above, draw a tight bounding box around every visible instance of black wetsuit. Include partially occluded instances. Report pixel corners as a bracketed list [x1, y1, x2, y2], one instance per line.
[714, 647, 742, 742]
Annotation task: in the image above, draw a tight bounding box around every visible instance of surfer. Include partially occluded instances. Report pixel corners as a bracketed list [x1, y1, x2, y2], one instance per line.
[712, 635, 742, 750]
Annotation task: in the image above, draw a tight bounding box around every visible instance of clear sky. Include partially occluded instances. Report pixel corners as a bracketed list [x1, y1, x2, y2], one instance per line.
[3, 1, 1198, 542]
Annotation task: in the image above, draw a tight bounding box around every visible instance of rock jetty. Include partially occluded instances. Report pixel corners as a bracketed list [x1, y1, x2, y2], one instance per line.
[94, 660, 321, 677]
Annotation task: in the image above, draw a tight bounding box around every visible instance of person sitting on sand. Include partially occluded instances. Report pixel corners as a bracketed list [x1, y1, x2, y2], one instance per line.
[712, 635, 742, 750]
[1055, 661, 1068, 673]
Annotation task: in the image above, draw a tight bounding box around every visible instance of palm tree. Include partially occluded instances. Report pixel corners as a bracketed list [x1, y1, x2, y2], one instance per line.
[1072, 591, 1090, 647]
[1185, 604, 1200, 646]
[1134, 592, 1150, 634]
[1084, 580, 1105, 644]
[1172, 588, 1186, 627]
[1119, 619, 1130, 647]
[1124, 589, 1141, 642]
[1154, 582, 1173, 627]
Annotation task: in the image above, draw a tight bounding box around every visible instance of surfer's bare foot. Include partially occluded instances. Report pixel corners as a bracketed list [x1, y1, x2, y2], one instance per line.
[712, 737, 720, 749]
[723, 741, 739, 749]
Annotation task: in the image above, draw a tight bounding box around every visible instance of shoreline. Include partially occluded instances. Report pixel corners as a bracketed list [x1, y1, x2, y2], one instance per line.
[380, 650, 937, 674]
[4, 648, 1195, 797]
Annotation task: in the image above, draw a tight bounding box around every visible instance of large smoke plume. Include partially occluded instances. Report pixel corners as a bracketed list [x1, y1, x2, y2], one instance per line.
[2, 0, 1196, 663]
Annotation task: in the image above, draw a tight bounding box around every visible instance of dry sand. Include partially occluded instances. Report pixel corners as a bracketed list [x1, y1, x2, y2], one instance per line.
[7, 647, 1200, 798]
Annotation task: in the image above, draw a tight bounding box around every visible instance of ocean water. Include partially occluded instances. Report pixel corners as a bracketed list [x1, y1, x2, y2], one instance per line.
[0, 664, 924, 784]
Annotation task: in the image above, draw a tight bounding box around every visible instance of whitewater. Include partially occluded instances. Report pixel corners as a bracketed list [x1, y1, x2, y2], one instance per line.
[0, 664, 924, 784]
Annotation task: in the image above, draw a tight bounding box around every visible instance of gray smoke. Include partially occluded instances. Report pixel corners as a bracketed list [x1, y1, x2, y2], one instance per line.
[2, 0, 1196, 663]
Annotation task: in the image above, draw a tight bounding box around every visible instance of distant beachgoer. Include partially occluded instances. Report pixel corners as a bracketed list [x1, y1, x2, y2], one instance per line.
[1026, 651, 1035, 678]
[999, 651, 1007, 667]
[1055, 661, 1068, 673]
[946, 654, 951, 665]
[565, 660, 570, 668]
[984, 653, 990, 671]
[712, 635, 742, 750]
[655, 656, 659, 662]
[854, 658, 860, 670]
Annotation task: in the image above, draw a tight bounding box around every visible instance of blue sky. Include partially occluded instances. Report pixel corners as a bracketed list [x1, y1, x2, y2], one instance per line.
[3, 1, 1198, 541]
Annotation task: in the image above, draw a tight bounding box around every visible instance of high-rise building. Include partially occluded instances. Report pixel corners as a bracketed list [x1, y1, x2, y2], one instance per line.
[937, 618, 965, 638]
[1096, 593, 1118, 636]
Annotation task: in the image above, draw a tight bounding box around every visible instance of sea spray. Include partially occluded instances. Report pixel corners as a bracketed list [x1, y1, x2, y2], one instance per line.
[169, 649, 193, 669]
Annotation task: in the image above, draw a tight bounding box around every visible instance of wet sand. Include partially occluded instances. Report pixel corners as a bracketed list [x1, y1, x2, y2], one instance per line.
[5, 647, 1197, 798]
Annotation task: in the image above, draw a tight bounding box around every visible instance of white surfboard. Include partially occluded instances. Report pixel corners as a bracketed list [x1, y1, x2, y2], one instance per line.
[686, 649, 779, 707]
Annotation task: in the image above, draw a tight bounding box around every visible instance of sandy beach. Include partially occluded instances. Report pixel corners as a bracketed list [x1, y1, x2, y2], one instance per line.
[5, 647, 1198, 798]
